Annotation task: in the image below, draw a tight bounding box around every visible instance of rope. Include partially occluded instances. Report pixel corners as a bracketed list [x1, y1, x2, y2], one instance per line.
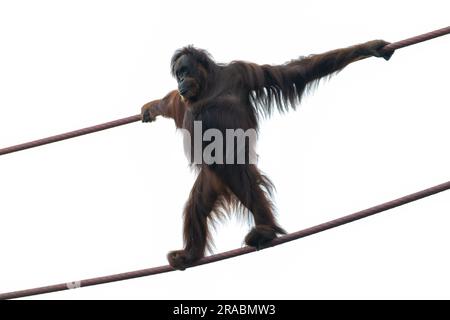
[382, 26, 450, 51]
[0, 26, 449, 157]
[0, 115, 141, 156]
[1, 180, 449, 299]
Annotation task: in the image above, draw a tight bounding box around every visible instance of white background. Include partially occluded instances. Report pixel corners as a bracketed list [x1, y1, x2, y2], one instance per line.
[0, 0, 449, 300]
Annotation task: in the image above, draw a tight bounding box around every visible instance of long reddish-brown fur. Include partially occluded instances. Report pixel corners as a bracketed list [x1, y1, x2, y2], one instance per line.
[142, 40, 393, 270]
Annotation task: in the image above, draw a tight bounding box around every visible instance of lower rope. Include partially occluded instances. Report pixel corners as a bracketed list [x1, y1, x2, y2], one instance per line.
[1, 180, 449, 299]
